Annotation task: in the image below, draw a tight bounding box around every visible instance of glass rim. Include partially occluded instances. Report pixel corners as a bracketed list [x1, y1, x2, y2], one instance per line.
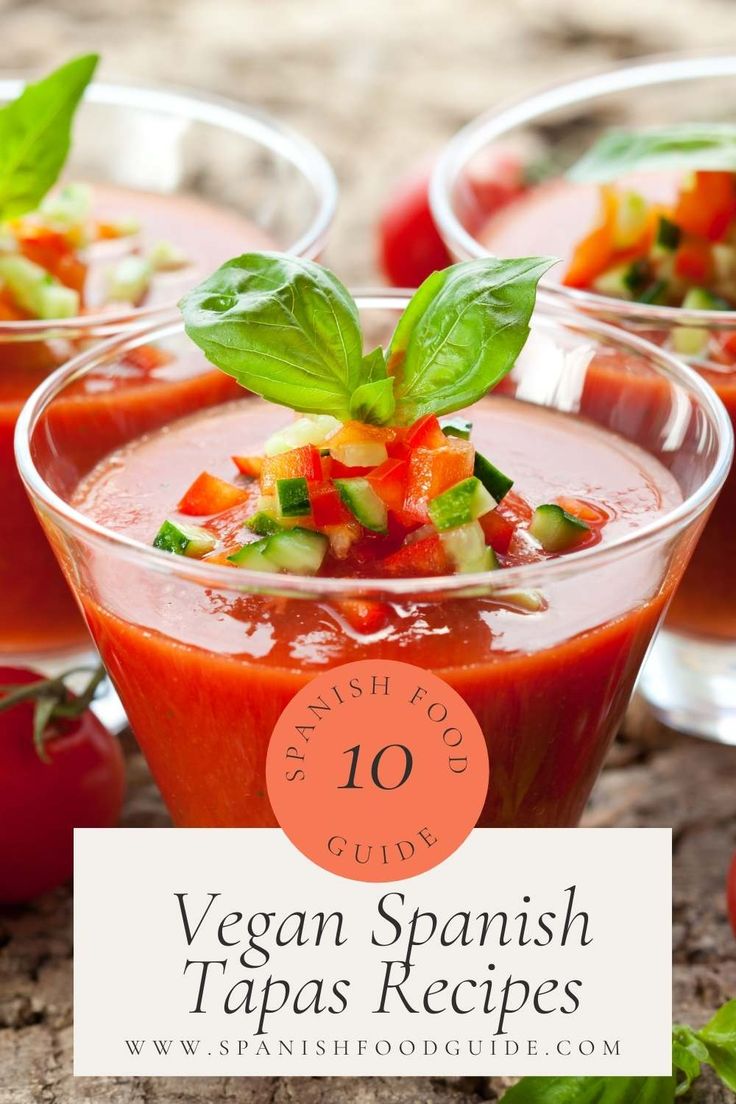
[430, 51, 736, 327]
[14, 291, 734, 600]
[0, 72, 338, 337]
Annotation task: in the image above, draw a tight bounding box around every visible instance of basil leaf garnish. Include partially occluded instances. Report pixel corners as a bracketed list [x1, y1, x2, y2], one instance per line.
[350, 377, 395, 424]
[388, 256, 555, 425]
[501, 1076, 675, 1103]
[568, 124, 736, 183]
[181, 252, 364, 419]
[181, 252, 552, 425]
[0, 54, 98, 222]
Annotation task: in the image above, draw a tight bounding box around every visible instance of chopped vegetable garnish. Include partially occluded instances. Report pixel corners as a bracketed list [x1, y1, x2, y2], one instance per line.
[565, 131, 736, 321]
[151, 252, 611, 578]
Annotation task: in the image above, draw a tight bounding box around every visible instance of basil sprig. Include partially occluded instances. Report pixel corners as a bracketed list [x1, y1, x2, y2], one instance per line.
[500, 998, 736, 1102]
[568, 123, 736, 183]
[180, 252, 554, 425]
[0, 54, 98, 221]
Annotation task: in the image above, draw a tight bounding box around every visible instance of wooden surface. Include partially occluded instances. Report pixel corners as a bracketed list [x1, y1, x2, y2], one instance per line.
[1, 0, 736, 1099]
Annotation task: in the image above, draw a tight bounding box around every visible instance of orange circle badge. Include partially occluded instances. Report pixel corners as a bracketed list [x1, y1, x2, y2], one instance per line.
[266, 659, 489, 882]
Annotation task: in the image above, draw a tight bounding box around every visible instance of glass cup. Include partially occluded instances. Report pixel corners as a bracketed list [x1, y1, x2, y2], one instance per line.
[430, 54, 736, 743]
[15, 296, 731, 827]
[0, 73, 337, 666]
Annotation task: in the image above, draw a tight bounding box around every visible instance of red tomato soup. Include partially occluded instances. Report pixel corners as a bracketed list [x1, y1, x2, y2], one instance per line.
[69, 391, 682, 829]
[481, 173, 736, 640]
[1, 188, 271, 655]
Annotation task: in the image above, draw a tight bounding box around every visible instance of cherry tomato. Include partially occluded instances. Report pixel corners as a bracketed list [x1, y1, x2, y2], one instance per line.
[0, 667, 125, 903]
[728, 851, 736, 937]
[378, 160, 453, 287]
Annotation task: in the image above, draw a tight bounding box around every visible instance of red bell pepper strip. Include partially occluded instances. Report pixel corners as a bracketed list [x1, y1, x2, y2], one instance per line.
[260, 445, 322, 493]
[404, 413, 446, 450]
[178, 472, 249, 516]
[309, 482, 352, 526]
[366, 458, 409, 514]
[382, 534, 450, 576]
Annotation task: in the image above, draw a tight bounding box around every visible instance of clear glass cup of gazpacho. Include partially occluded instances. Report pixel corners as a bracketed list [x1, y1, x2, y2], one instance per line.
[15, 281, 731, 828]
[430, 54, 736, 743]
[0, 65, 336, 664]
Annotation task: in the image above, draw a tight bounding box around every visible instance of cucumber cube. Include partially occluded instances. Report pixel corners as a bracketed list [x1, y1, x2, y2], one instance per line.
[275, 477, 311, 517]
[334, 477, 388, 533]
[656, 216, 681, 251]
[473, 451, 513, 502]
[0, 254, 80, 319]
[440, 415, 473, 440]
[245, 511, 282, 536]
[529, 504, 589, 552]
[428, 477, 495, 531]
[105, 255, 152, 304]
[264, 415, 342, 456]
[153, 519, 216, 558]
[228, 539, 277, 571]
[440, 521, 497, 574]
[266, 529, 328, 574]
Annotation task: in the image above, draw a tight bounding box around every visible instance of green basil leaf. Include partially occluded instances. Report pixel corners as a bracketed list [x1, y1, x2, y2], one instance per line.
[502, 1076, 674, 1104]
[350, 377, 395, 425]
[0, 54, 99, 221]
[180, 252, 364, 418]
[388, 256, 555, 425]
[672, 1026, 707, 1096]
[568, 124, 736, 183]
[696, 999, 736, 1091]
[362, 346, 389, 382]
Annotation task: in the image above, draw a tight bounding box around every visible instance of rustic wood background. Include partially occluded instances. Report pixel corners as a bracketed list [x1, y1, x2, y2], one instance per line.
[1, 1, 736, 1100]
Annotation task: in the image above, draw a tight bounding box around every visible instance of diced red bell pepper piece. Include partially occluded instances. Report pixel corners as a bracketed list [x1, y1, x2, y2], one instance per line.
[674, 171, 736, 241]
[563, 186, 617, 288]
[404, 413, 446, 450]
[260, 445, 322, 493]
[232, 455, 263, 477]
[178, 472, 249, 516]
[479, 509, 515, 555]
[337, 599, 392, 634]
[367, 458, 409, 514]
[382, 534, 450, 577]
[403, 439, 475, 522]
[674, 238, 713, 284]
[326, 420, 396, 447]
[329, 460, 374, 478]
[309, 481, 352, 526]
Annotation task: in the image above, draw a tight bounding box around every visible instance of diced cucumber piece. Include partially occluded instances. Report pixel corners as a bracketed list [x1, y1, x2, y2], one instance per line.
[613, 190, 648, 249]
[428, 476, 495, 532]
[622, 259, 650, 294]
[473, 451, 513, 503]
[105, 255, 152, 304]
[655, 216, 681, 252]
[682, 288, 731, 311]
[673, 326, 709, 357]
[672, 288, 727, 357]
[266, 529, 327, 574]
[153, 519, 216, 558]
[330, 442, 388, 467]
[592, 263, 634, 300]
[275, 477, 311, 518]
[40, 183, 92, 228]
[440, 415, 473, 440]
[245, 511, 282, 536]
[440, 522, 497, 574]
[0, 254, 79, 318]
[229, 529, 327, 576]
[636, 279, 669, 305]
[334, 477, 388, 532]
[149, 239, 189, 271]
[228, 539, 277, 572]
[264, 415, 342, 456]
[529, 504, 589, 552]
